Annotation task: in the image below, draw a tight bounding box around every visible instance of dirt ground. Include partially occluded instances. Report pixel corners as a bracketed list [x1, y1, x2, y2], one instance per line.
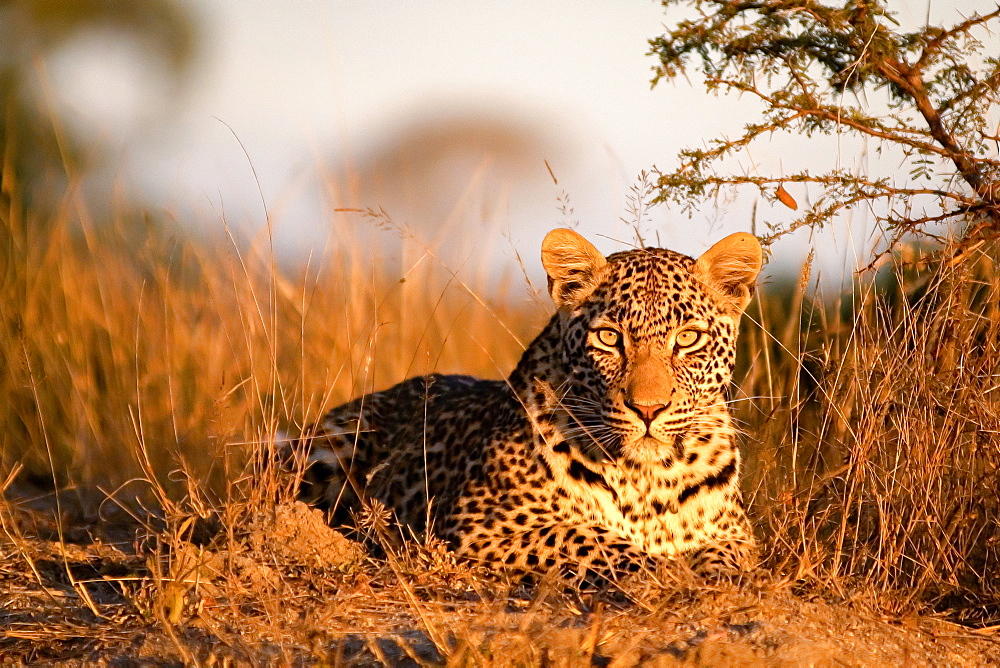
[2, 492, 999, 666]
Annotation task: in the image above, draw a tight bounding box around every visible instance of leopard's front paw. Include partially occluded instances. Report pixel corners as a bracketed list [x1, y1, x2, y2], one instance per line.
[688, 540, 757, 582]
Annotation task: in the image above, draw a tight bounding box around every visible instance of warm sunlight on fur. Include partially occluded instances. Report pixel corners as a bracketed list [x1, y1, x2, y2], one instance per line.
[4, 179, 1000, 663]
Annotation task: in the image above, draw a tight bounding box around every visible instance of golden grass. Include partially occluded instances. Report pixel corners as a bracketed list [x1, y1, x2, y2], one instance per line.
[741, 244, 1000, 621]
[3, 170, 1000, 661]
[1, 192, 541, 503]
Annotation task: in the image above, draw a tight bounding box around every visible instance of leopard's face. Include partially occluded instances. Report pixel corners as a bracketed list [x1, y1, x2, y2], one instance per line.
[554, 249, 742, 463]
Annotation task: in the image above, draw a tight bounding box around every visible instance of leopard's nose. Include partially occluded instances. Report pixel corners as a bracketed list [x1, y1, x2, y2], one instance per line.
[624, 401, 667, 426]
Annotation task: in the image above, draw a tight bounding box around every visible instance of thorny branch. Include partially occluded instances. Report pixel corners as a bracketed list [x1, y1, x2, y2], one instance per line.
[648, 0, 1000, 257]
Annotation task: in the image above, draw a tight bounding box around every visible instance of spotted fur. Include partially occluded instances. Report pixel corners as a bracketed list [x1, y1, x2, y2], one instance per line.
[290, 229, 763, 581]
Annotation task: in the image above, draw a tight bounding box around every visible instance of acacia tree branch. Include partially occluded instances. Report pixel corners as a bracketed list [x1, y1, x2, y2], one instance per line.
[718, 77, 971, 161]
[938, 67, 1000, 115]
[913, 7, 1000, 74]
[649, 0, 1000, 243]
[872, 56, 997, 208]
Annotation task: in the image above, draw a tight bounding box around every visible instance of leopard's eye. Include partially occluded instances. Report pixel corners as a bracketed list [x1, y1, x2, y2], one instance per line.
[595, 328, 621, 348]
[675, 329, 703, 349]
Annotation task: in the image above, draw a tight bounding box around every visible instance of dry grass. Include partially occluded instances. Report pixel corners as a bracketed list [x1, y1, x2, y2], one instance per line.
[742, 244, 1000, 623]
[1, 189, 540, 498]
[3, 169, 1000, 663]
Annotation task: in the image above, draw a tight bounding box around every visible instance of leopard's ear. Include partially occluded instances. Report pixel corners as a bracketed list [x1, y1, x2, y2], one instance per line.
[541, 228, 608, 308]
[692, 232, 763, 313]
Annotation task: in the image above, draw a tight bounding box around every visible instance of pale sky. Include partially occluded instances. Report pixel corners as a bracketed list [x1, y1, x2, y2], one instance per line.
[46, 0, 1000, 284]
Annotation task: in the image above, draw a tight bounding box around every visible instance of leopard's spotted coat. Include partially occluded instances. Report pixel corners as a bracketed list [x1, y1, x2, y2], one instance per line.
[291, 229, 763, 580]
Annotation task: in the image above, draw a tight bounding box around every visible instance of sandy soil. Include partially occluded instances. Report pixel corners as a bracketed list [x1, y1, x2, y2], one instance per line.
[2, 493, 998, 666]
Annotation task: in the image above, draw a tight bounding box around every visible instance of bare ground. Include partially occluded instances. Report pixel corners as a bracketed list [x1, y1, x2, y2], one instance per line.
[2, 491, 998, 666]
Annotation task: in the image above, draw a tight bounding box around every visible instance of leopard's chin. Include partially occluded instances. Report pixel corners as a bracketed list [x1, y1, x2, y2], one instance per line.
[617, 434, 672, 461]
[618, 432, 689, 462]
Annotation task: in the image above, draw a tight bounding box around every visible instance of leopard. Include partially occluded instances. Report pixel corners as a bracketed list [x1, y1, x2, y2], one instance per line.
[288, 228, 763, 582]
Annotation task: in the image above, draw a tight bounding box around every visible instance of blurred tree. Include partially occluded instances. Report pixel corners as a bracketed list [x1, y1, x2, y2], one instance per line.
[0, 0, 196, 210]
[648, 0, 999, 256]
[0, 1, 200, 498]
